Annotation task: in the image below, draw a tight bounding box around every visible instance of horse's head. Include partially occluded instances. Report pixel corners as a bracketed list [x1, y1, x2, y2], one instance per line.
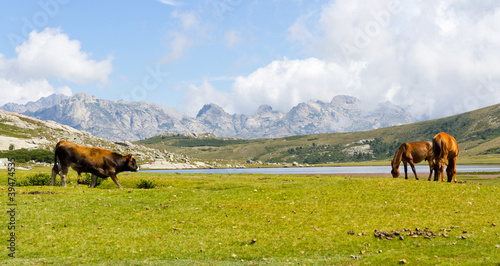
[390, 160, 400, 178]
[391, 167, 400, 178]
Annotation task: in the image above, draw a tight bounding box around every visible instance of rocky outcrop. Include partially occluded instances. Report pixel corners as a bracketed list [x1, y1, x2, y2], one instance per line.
[6, 93, 415, 141]
[1, 94, 69, 113]
[0, 109, 206, 169]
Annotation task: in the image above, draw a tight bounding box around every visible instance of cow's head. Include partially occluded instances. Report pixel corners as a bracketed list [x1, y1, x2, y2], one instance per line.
[125, 154, 139, 172]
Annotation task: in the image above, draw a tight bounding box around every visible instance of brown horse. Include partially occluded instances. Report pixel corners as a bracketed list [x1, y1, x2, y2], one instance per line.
[432, 132, 459, 182]
[391, 141, 434, 180]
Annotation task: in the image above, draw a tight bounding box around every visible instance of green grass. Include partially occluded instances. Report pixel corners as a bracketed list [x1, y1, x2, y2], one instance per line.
[2, 170, 499, 264]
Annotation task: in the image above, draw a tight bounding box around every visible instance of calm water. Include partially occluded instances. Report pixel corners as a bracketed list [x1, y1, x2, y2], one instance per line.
[141, 165, 500, 175]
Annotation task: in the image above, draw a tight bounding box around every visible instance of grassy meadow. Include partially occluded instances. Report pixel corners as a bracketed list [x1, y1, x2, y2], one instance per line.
[2, 168, 500, 265]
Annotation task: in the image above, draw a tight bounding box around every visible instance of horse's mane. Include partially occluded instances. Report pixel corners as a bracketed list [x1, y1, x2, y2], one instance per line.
[391, 143, 405, 168]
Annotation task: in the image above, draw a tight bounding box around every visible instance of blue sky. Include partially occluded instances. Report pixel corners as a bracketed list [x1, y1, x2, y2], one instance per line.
[1, 1, 500, 119]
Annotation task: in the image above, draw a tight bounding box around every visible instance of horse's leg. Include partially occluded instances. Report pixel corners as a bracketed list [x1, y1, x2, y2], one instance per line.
[441, 161, 445, 182]
[409, 160, 418, 180]
[452, 157, 458, 183]
[440, 150, 449, 182]
[434, 160, 444, 181]
[427, 161, 433, 181]
[403, 161, 408, 179]
[447, 157, 457, 183]
[446, 163, 452, 182]
[433, 160, 440, 181]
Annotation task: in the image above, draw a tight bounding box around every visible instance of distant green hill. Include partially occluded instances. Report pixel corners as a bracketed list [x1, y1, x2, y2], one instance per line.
[136, 103, 500, 165]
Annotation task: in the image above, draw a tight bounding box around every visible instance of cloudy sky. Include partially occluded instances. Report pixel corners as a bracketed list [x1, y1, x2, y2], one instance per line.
[1, 0, 499, 120]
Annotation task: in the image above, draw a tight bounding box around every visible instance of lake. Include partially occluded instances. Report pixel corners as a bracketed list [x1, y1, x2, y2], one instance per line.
[141, 164, 500, 175]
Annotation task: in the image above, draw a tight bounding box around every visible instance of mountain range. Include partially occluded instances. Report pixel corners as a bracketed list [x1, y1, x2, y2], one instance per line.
[1, 93, 415, 141]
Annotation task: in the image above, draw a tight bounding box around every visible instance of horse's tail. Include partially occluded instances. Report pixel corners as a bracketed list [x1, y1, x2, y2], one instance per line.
[432, 138, 442, 160]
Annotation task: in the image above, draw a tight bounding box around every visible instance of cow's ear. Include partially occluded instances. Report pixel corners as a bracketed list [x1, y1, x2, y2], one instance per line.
[126, 154, 133, 161]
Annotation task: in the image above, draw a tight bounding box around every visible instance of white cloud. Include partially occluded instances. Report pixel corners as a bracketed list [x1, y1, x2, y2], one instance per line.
[229, 57, 365, 114]
[183, 79, 231, 116]
[0, 79, 70, 105]
[171, 11, 199, 30]
[160, 32, 194, 64]
[310, 0, 500, 119]
[0, 27, 113, 106]
[160, 11, 206, 64]
[14, 28, 113, 85]
[187, 0, 500, 119]
[183, 57, 365, 115]
[287, 18, 313, 45]
[155, 0, 181, 7]
[224, 30, 242, 48]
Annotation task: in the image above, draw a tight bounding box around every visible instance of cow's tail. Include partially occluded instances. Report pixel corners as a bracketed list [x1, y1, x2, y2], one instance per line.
[52, 146, 60, 174]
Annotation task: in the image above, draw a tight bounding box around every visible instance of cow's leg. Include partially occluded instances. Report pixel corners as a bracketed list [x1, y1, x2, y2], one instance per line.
[51, 166, 58, 186]
[90, 174, 98, 188]
[109, 174, 123, 189]
[60, 166, 69, 187]
[409, 161, 418, 180]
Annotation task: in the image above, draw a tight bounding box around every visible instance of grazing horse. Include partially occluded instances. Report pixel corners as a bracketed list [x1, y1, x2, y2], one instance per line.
[391, 141, 434, 180]
[432, 132, 459, 182]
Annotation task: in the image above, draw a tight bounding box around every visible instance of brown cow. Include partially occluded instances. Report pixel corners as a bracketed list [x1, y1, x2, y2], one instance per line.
[51, 140, 138, 189]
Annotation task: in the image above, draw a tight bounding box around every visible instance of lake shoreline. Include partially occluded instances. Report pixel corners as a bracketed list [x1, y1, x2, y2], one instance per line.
[140, 164, 500, 175]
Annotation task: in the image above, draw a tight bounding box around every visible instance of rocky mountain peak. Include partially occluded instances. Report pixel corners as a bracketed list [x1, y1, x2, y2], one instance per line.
[0, 93, 69, 113]
[6, 93, 416, 141]
[254, 105, 274, 115]
[331, 95, 359, 105]
[71, 92, 98, 103]
[196, 103, 227, 118]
